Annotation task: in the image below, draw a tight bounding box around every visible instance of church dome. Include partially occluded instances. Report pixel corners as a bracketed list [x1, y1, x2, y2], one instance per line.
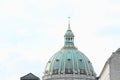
[43, 21, 96, 80]
[44, 48, 95, 75]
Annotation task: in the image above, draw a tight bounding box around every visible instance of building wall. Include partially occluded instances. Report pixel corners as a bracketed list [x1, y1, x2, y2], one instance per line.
[109, 51, 120, 80]
[99, 48, 120, 80]
[99, 64, 110, 80]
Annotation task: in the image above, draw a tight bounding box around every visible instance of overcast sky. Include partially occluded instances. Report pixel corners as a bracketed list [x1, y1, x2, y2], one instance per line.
[0, 0, 120, 80]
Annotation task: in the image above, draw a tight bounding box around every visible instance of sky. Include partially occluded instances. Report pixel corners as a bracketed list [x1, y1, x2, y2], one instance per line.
[0, 0, 120, 80]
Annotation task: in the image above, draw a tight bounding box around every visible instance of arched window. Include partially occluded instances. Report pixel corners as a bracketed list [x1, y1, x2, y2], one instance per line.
[68, 38, 70, 40]
[56, 59, 59, 62]
[66, 38, 67, 40]
[79, 59, 82, 62]
[65, 68, 73, 74]
[80, 69, 86, 74]
[67, 58, 71, 61]
[53, 69, 58, 74]
[45, 70, 49, 74]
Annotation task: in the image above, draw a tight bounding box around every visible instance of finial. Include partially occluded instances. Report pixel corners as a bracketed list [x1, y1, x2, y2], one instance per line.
[68, 17, 71, 30]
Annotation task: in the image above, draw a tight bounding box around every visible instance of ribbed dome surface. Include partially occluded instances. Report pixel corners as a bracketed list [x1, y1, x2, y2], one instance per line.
[44, 48, 95, 76]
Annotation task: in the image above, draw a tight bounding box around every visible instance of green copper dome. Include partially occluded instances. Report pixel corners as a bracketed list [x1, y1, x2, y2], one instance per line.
[43, 23, 96, 80]
[44, 48, 95, 76]
[44, 27, 95, 75]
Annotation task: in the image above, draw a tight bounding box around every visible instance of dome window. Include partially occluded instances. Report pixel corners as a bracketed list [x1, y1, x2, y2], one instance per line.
[53, 69, 58, 74]
[56, 59, 59, 62]
[91, 71, 94, 76]
[79, 59, 82, 62]
[67, 59, 71, 61]
[80, 69, 86, 74]
[45, 70, 49, 74]
[48, 61, 51, 63]
[68, 38, 70, 40]
[68, 68, 73, 73]
[65, 68, 73, 74]
[88, 61, 90, 63]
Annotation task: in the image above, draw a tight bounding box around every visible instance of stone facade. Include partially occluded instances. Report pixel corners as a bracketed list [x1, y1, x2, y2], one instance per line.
[109, 48, 120, 80]
[99, 48, 120, 80]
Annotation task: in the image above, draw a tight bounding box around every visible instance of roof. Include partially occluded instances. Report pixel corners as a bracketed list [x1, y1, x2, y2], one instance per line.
[44, 49, 95, 76]
[20, 73, 40, 80]
[64, 27, 74, 37]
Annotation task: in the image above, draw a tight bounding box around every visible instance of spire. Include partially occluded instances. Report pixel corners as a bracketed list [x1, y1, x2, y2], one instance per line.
[63, 17, 75, 49]
[68, 26, 71, 30]
[68, 17, 71, 30]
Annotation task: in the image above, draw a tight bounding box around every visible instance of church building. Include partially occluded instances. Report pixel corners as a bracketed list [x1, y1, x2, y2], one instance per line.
[20, 20, 120, 80]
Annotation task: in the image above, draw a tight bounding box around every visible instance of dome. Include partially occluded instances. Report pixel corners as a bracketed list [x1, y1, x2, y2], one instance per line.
[43, 23, 96, 80]
[44, 48, 95, 75]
